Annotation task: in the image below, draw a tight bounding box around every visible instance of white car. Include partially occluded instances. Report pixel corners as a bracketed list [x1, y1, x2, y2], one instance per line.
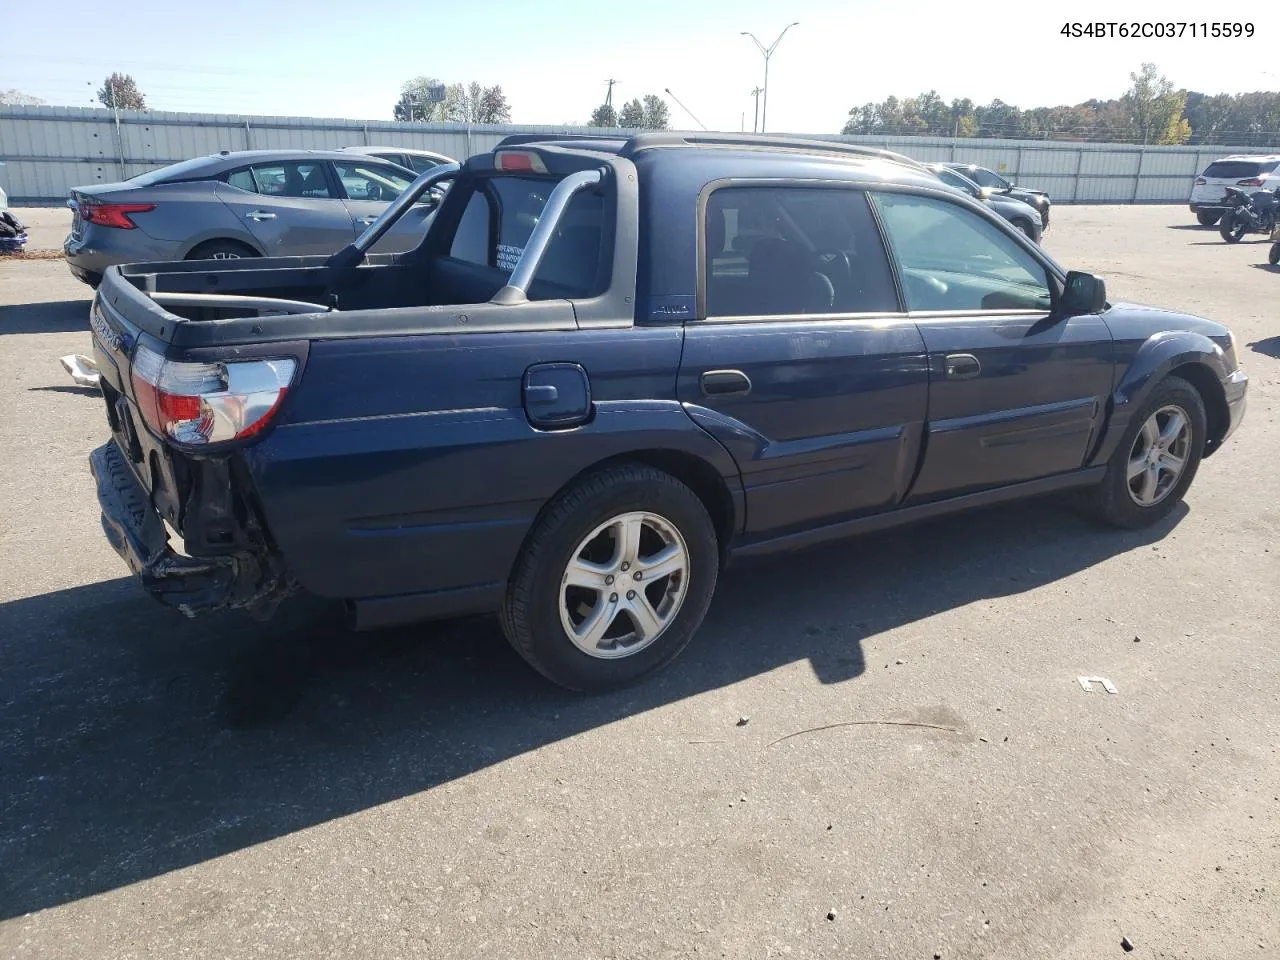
[1189, 154, 1280, 226]
[341, 146, 454, 175]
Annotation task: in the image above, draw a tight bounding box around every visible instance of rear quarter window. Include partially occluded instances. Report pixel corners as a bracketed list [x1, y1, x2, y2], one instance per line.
[447, 175, 608, 298]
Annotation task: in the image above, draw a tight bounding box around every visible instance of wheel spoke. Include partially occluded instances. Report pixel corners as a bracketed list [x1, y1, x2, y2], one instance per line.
[626, 593, 664, 640]
[564, 557, 612, 590]
[1159, 451, 1185, 474]
[618, 516, 645, 566]
[574, 597, 618, 650]
[637, 544, 685, 582]
[1139, 416, 1160, 452]
[1126, 455, 1147, 482]
[1159, 411, 1186, 446]
[1138, 465, 1159, 503]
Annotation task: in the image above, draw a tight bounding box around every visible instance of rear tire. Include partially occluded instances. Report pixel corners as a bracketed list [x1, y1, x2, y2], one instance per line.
[1219, 213, 1247, 243]
[500, 464, 720, 692]
[1196, 210, 1221, 227]
[185, 239, 259, 262]
[1084, 376, 1206, 530]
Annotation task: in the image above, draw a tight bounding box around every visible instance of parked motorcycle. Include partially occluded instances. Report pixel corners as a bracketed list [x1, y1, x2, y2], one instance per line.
[1219, 186, 1280, 243]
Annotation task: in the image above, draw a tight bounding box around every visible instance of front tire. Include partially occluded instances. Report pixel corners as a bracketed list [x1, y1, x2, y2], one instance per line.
[1220, 213, 1248, 243]
[500, 464, 720, 691]
[1196, 210, 1221, 227]
[1085, 376, 1206, 529]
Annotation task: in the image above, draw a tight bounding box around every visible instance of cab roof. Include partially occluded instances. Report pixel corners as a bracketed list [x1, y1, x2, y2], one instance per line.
[491, 132, 939, 190]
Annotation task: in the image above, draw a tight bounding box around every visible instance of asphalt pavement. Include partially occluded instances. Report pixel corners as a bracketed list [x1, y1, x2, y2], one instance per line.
[0, 207, 1277, 959]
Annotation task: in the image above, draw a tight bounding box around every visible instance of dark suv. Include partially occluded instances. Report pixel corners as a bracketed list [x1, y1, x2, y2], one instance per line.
[945, 163, 1050, 228]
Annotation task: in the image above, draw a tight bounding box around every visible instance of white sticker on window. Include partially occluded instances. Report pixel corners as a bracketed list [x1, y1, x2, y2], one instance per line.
[497, 243, 524, 272]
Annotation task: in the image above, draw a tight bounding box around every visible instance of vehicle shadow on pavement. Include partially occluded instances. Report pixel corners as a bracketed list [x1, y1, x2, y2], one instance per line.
[0, 498, 1183, 919]
[1249, 335, 1280, 359]
[0, 299, 90, 335]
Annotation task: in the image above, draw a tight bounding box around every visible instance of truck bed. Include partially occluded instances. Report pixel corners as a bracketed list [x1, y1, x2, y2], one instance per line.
[103, 252, 586, 349]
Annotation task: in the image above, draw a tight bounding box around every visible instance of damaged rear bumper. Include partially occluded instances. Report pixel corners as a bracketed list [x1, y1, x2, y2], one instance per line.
[90, 440, 290, 617]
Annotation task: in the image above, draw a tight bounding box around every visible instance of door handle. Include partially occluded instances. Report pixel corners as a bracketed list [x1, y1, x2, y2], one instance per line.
[356, 216, 378, 225]
[944, 353, 981, 380]
[244, 210, 277, 221]
[700, 369, 752, 397]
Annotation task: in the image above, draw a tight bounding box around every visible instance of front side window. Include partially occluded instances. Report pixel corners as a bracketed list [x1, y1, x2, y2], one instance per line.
[871, 192, 1052, 313]
[248, 162, 333, 199]
[334, 161, 413, 202]
[704, 185, 899, 318]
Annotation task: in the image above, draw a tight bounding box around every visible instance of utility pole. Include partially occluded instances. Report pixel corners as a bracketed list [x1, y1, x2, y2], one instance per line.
[750, 87, 763, 133]
[605, 79, 618, 108]
[740, 23, 799, 133]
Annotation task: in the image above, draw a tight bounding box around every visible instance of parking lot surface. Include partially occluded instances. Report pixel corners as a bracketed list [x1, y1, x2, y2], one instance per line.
[1, 206, 1277, 959]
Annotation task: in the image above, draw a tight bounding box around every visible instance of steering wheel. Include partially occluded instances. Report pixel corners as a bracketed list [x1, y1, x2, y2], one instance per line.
[814, 249, 852, 304]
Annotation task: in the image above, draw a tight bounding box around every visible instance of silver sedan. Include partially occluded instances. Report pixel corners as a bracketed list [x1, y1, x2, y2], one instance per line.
[63, 149, 437, 287]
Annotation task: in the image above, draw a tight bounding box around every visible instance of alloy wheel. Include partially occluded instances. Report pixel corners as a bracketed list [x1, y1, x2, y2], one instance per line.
[1126, 404, 1192, 507]
[559, 511, 690, 659]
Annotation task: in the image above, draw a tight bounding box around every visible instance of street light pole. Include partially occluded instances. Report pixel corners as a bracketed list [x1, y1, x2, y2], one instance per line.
[740, 22, 799, 133]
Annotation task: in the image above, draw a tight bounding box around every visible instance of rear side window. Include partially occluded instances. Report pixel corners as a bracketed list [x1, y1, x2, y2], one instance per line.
[226, 169, 257, 192]
[447, 175, 607, 298]
[1202, 160, 1274, 178]
[246, 162, 333, 199]
[370, 152, 409, 168]
[704, 185, 900, 318]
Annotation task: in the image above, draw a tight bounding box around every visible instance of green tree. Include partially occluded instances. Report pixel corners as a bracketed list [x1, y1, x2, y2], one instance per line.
[641, 94, 669, 131]
[394, 76, 444, 121]
[475, 85, 511, 124]
[1122, 63, 1187, 144]
[97, 73, 145, 110]
[618, 98, 645, 128]
[841, 103, 878, 135]
[589, 103, 618, 127]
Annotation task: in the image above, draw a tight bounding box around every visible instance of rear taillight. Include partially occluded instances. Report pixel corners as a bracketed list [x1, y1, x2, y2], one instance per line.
[130, 343, 295, 447]
[1194, 177, 1207, 185]
[80, 201, 156, 229]
[1237, 177, 1265, 187]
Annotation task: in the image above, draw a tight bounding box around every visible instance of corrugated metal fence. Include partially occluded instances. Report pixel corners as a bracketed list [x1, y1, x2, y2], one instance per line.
[0, 104, 1240, 205]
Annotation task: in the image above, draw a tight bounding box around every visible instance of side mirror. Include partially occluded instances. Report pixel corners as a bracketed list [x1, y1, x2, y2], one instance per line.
[1059, 271, 1107, 316]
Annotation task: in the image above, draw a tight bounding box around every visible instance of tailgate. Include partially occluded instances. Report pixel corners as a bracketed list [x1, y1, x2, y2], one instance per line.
[88, 291, 187, 526]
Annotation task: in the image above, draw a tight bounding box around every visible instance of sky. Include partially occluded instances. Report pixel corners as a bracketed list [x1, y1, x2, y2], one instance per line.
[1, 0, 1274, 133]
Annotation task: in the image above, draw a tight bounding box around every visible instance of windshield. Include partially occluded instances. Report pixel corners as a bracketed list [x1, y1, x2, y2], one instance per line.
[1203, 160, 1276, 178]
[933, 167, 980, 196]
[126, 156, 220, 186]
